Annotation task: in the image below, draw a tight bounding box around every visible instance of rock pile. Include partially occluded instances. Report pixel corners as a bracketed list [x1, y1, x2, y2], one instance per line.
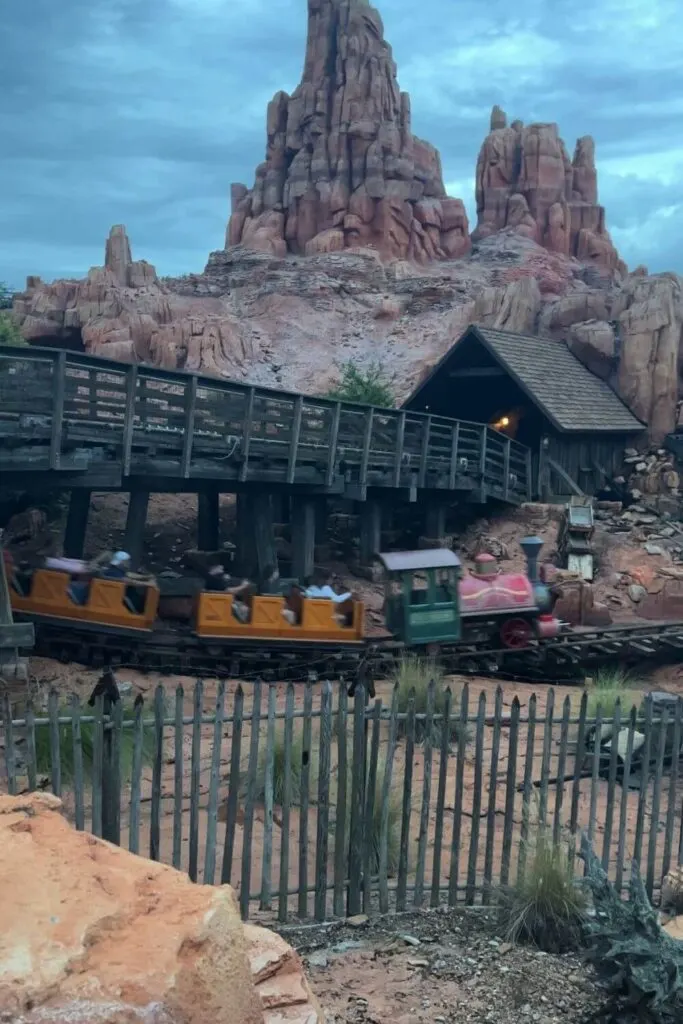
[624, 445, 681, 512]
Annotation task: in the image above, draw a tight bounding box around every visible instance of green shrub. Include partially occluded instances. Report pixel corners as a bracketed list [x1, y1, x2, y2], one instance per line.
[246, 727, 314, 806]
[497, 831, 587, 952]
[0, 311, 26, 346]
[393, 656, 466, 745]
[0, 282, 13, 310]
[333, 753, 402, 877]
[586, 667, 640, 721]
[33, 702, 155, 785]
[326, 360, 394, 407]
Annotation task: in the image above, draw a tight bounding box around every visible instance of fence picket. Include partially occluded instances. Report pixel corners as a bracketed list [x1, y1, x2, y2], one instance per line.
[348, 684, 366, 917]
[333, 685, 349, 918]
[379, 683, 399, 914]
[298, 681, 313, 919]
[204, 679, 226, 886]
[314, 681, 333, 921]
[552, 696, 571, 848]
[483, 687, 503, 904]
[430, 686, 452, 907]
[396, 691, 415, 913]
[363, 698, 382, 913]
[647, 704, 669, 898]
[662, 698, 682, 879]
[517, 693, 537, 884]
[188, 680, 203, 882]
[91, 696, 104, 838]
[172, 685, 184, 870]
[278, 683, 295, 923]
[466, 692, 487, 904]
[25, 700, 37, 793]
[241, 680, 262, 919]
[414, 680, 435, 908]
[500, 697, 519, 887]
[2, 692, 16, 795]
[448, 683, 469, 905]
[601, 699, 622, 873]
[48, 689, 61, 798]
[538, 688, 554, 829]
[70, 693, 85, 831]
[634, 695, 654, 869]
[260, 685, 277, 910]
[221, 684, 244, 885]
[107, 699, 123, 846]
[150, 685, 165, 862]
[128, 697, 144, 855]
[615, 706, 637, 894]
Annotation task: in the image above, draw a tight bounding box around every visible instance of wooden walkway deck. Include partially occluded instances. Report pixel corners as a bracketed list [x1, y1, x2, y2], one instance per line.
[0, 346, 531, 503]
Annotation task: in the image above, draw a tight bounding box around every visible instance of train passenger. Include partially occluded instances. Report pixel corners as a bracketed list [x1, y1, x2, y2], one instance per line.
[205, 565, 252, 622]
[304, 570, 351, 604]
[258, 564, 282, 595]
[101, 551, 132, 579]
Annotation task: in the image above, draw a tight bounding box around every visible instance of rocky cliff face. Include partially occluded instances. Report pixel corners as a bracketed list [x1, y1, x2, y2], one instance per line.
[473, 106, 623, 274]
[226, 0, 470, 263]
[10, 0, 683, 443]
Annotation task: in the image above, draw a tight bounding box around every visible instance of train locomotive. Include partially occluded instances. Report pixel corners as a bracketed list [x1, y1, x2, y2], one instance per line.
[6, 536, 561, 674]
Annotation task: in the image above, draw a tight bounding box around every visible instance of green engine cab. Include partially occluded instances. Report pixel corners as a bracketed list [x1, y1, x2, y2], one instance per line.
[377, 549, 462, 646]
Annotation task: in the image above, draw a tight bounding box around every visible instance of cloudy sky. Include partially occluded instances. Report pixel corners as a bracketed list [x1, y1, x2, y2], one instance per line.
[2, 0, 682, 288]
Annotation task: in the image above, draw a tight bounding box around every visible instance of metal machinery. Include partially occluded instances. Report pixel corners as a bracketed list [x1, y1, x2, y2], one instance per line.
[558, 496, 595, 581]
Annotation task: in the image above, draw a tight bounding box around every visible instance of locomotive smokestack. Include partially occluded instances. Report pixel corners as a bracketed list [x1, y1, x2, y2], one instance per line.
[520, 536, 543, 583]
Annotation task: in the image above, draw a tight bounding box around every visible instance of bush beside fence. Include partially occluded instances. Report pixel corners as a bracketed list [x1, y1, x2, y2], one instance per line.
[2, 680, 682, 923]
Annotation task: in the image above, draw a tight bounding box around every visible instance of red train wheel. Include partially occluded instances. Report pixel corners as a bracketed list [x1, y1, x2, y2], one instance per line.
[500, 617, 533, 649]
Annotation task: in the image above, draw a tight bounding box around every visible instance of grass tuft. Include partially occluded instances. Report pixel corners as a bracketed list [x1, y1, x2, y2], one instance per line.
[246, 728, 314, 807]
[586, 667, 641, 721]
[33, 702, 155, 785]
[393, 656, 468, 745]
[497, 830, 587, 952]
[333, 753, 402, 877]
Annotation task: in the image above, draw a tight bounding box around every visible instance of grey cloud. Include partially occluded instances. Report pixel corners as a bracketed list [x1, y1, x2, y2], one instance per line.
[1, 0, 682, 289]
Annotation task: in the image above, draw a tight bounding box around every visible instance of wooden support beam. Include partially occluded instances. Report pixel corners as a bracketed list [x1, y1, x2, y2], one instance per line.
[63, 489, 91, 559]
[235, 492, 257, 577]
[447, 366, 506, 378]
[123, 490, 150, 570]
[393, 411, 406, 488]
[547, 456, 584, 496]
[49, 350, 66, 470]
[503, 437, 511, 501]
[359, 500, 381, 566]
[448, 421, 460, 489]
[425, 502, 447, 541]
[122, 365, 138, 476]
[326, 402, 341, 488]
[181, 375, 198, 478]
[291, 497, 316, 582]
[418, 415, 432, 489]
[197, 487, 220, 552]
[251, 492, 278, 578]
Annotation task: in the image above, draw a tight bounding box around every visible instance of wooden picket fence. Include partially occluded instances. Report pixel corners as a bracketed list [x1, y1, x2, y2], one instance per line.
[2, 679, 682, 922]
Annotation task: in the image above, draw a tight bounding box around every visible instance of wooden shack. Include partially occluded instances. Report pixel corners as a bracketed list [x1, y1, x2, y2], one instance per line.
[403, 325, 645, 499]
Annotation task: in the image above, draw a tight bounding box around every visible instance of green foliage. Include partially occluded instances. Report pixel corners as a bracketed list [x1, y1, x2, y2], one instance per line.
[393, 656, 467, 745]
[33, 702, 155, 785]
[0, 311, 26, 346]
[496, 831, 587, 952]
[586, 667, 640, 721]
[326, 360, 394, 407]
[335, 753, 402, 877]
[0, 282, 13, 309]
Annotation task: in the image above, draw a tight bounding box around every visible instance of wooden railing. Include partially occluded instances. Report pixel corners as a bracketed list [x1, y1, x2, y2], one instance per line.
[0, 346, 531, 501]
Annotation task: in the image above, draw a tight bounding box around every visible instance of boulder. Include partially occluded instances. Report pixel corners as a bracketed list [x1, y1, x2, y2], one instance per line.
[0, 793, 321, 1024]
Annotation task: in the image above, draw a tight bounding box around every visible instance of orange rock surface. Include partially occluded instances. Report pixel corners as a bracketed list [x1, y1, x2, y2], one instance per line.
[0, 793, 321, 1024]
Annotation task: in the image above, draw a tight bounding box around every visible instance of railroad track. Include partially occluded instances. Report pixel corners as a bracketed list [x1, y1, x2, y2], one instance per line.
[26, 616, 683, 685]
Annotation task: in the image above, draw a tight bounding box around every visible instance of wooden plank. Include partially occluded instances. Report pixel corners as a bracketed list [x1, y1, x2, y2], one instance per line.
[465, 692, 487, 904]
[278, 683, 295, 924]
[297, 682, 313, 919]
[149, 685, 165, 862]
[502, 437, 511, 501]
[239, 387, 255, 482]
[314, 681, 333, 921]
[122, 365, 138, 476]
[25, 701, 37, 793]
[221, 685, 244, 885]
[662, 698, 682, 879]
[448, 683, 469, 905]
[517, 693, 537, 883]
[646, 705, 669, 898]
[48, 689, 62, 798]
[2, 692, 16, 796]
[430, 686, 452, 907]
[172, 686, 184, 870]
[204, 679, 226, 886]
[586, 706, 604, 856]
[482, 687, 502, 904]
[362, 698, 381, 914]
[478, 425, 487, 499]
[393, 411, 406, 488]
[396, 692, 415, 913]
[448, 422, 460, 489]
[553, 696, 571, 848]
[287, 395, 303, 484]
[538, 689, 555, 829]
[348, 683, 366, 916]
[260, 685, 277, 910]
[333, 685, 349, 918]
[180, 375, 198, 478]
[525, 448, 533, 501]
[378, 684, 399, 914]
[633, 696, 654, 869]
[414, 680, 435, 907]
[601, 699, 621, 873]
[49, 350, 67, 470]
[326, 402, 342, 488]
[500, 697, 520, 887]
[615, 707, 637, 894]
[358, 407, 374, 495]
[188, 680, 203, 882]
[107, 699, 123, 846]
[128, 697, 144, 856]
[418, 415, 432, 489]
[90, 696, 104, 839]
[240, 680, 262, 920]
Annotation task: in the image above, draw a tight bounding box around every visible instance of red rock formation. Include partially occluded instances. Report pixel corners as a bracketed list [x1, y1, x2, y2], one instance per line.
[473, 107, 624, 274]
[226, 0, 471, 264]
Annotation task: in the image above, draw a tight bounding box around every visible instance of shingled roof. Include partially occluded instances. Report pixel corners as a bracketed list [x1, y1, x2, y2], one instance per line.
[408, 325, 644, 434]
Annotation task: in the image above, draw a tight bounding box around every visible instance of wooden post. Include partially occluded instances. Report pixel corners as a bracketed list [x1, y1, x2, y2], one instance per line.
[123, 490, 150, 570]
[425, 502, 446, 542]
[358, 500, 381, 566]
[234, 493, 258, 577]
[503, 436, 511, 501]
[252, 492, 278, 577]
[197, 487, 220, 552]
[63, 490, 91, 559]
[291, 497, 316, 582]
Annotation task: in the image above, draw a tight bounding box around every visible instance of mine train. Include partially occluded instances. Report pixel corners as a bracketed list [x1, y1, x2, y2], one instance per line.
[6, 536, 562, 670]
